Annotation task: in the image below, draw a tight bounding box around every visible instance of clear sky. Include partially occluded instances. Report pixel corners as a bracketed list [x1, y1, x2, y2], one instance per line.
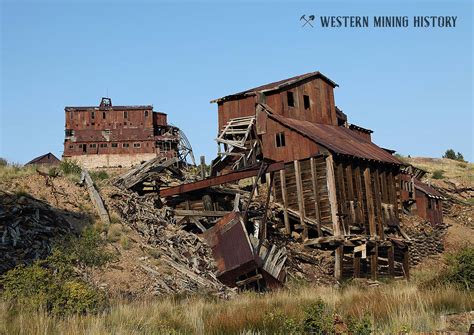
[1, 0, 472, 164]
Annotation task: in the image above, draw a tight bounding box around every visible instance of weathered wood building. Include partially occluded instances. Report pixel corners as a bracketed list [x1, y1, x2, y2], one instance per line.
[162, 71, 410, 281]
[63, 97, 194, 168]
[26, 152, 60, 166]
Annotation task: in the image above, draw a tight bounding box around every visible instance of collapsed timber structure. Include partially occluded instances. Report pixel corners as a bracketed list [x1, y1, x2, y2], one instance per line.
[63, 97, 195, 168]
[160, 71, 412, 282]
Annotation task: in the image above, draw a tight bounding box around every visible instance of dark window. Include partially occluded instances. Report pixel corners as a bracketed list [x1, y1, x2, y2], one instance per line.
[275, 132, 286, 147]
[133, 143, 141, 148]
[124, 111, 128, 119]
[69, 145, 74, 149]
[287, 91, 295, 107]
[91, 111, 95, 119]
[100, 143, 107, 148]
[123, 143, 129, 148]
[102, 112, 106, 119]
[144, 111, 149, 117]
[111, 143, 118, 148]
[124, 122, 127, 126]
[89, 143, 96, 148]
[427, 199, 432, 210]
[65, 129, 74, 136]
[303, 95, 310, 110]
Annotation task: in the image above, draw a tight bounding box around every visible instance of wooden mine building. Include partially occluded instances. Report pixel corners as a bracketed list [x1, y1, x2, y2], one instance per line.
[161, 71, 411, 281]
[63, 97, 194, 168]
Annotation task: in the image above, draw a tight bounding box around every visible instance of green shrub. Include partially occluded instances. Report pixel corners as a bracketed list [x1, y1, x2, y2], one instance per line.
[432, 170, 444, 179]
[0, 157, 7, 167]
[302, 299, 334, 334]
[443, 149, 456, 160]
[120, 234, 130, 250]
[445, 246, 474, 290]
[59, 160, 82, 176]
[347, 314, 372, 335]
[69, 228, 114, 268]
[90, 170, 109, 182]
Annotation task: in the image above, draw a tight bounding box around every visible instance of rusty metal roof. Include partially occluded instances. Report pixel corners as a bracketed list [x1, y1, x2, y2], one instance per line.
[65, 105, 154, 111]
[211, 71, 338, 103]
[414, 179, 444, 199]
[349, 123, 373, 134]
[26, 152, 60, 165]
[267, 111, 404, 165]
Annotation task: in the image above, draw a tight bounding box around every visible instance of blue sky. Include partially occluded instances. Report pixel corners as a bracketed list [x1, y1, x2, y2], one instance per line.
[1, 0, 472, 163]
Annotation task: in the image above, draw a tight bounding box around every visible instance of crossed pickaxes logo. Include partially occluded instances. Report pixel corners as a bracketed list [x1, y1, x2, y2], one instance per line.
[300, 14, 315, 27]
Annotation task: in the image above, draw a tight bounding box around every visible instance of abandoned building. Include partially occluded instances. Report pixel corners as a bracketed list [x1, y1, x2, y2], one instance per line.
[26, 152, 60, 166]
[400, 166, 444, 225]
[63, 97, 194, 168]
[160, 71, 412, 282]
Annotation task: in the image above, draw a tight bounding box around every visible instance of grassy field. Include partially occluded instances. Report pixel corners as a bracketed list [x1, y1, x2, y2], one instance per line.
[1, 280, 472, 335]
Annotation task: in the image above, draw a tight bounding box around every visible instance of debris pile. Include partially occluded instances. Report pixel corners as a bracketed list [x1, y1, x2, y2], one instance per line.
[0, 190, 72, 273]
[401, 215, 447, 266]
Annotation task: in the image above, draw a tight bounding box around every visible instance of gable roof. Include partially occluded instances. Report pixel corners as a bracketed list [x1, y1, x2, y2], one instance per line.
[211, 71, 338, 103]
[260, 105, 403, 165]
[26, 152, 60, 165]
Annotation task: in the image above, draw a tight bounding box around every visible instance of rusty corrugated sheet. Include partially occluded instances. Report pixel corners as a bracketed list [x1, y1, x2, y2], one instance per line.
[266, 110, 404, 165]
[414, 179, 444, 199]
[211, 71, 338, 103]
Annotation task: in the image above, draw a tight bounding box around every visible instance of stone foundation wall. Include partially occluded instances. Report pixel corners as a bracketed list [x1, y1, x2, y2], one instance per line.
[63, 153, 157, 169]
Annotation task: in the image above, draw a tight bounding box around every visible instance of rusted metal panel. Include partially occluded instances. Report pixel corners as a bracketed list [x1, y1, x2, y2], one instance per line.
[160, 161, 284, 197]
[265, 110, 404, 165]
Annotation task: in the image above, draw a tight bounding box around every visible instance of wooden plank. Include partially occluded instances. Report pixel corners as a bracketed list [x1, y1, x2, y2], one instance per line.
[279, 169, 291, 235]
[388, 243, 395, 278]
[345, 163, 355, 224]
[373, 168, 385, 239]
[310, 157, 323, 236]
[403, 247, 410, 279]
[335, 246, 343, 281]
[81, 170, 110, 225]
[336, 161, 347, 234]
[394, 172, 402, 220]
[160, 161, 284, 197]
[354, 251, 361, 278]
[189, 216, 207, 232]
[236, 274, 263, 287]
[325, 155, 340, 236]
[294, 160, 308, 240]
[261, 172, 274, 240]
[353, 166, 365, 225]
[174, 210, 230, 217]
[371, 244, 378, 280]
[363, 167, 376, 237]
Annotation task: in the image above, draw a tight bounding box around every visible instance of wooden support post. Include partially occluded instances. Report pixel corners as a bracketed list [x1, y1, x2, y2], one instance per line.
[363, 167, 376, 237]
[394, 172, 402, 220]
[294, 160, 308, 240]
[354, 251, 361, 278]
[354, 166, 365, 224]
[200, 155, 206, 180]
[261, 172, 274, 240]
[310, 157, 323, 236]
[345, 163, 355, 224]
[370, 244, 378, 280]
[280, 168, 291, 235]
[388, 243, 395, 278]
[336, 162, 348, 234]
[326, 155, 340, 236]
[335, 245, 343, 281]
[373, 168, 384, 239]
[403, 247, 410, 280]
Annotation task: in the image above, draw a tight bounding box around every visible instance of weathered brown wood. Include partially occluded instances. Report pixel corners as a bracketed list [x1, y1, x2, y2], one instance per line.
[354, 251, 361, 278]
[394, 172, 402, 219]
[388, 243, 395, 278]
[353, 166, 365, 225]
[326, 155, 340, 236]
[363, 167, 376, 237]
[380, 170, 389, 203]
[370, 244, 378, 280]
[336, 161, 348, 234]
[345, 163, 355, 224]
[403, 247, 410, 279]
[310, 157, 323, 236]
[236, 274, 263, 287]
[335, 245, 343, 280]
[261, 172, 274, 240]
[294, 160, 308, 240]
[279, 169, 291, 235]
[373, 168, 384, 238]
[174, 210, 230, 217]
[81, 170, 110, 225]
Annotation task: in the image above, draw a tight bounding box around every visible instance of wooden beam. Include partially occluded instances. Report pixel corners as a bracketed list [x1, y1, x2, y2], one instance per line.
[354, 251, 361, 278]
[363, 166, 376, 237]
[373, 168, 384, 239]
[326, 155, 340, 236]
[403, 247, 410, 280]
[280, 169, 291, 235]
[160, 161, 284, 197]
[261, 172, 274, 240]
[370, 244, 378, 280]
[388, 243, 395, 278]
[335, 246, 343, 281]
[336, 161, 348, 234]
[345, 163, 355, 224]
[310, 157, 323, 236]
[294, 160, 308, 240]
[173, 210, 230, 217]
[354, 166, 365, 225]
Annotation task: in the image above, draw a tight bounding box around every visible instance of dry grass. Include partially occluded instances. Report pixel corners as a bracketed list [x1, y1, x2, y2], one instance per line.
[0, 164, 36, 182]
[406, 157, 474, 185]
[1, 281, 472, 334]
